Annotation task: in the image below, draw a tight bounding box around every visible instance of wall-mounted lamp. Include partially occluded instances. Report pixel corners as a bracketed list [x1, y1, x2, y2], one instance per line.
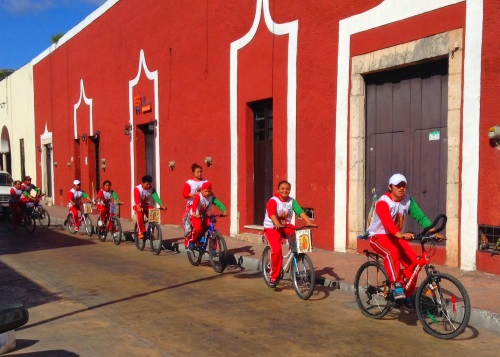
[54, 161, 58, 167]
[81, 133, 87, 142]
[124, 124, 132, 136]
[37, 146, 42, 152]
[204, 156, 212, 167]
[168, 161, 175, 171]
[488, 125, 500, 149]
[148, 119, 158, 132]
[101, 158, 107, 170]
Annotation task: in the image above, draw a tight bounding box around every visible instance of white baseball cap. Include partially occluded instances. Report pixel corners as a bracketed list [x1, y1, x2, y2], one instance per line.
[73, 179, 81, 185]
[388, 173, 407, 186]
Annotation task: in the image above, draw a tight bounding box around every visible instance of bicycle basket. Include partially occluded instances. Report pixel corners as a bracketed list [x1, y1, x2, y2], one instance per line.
[83, 203, 93, 214]
[148, 208, 161, 223]
[295, 229, 313, 253]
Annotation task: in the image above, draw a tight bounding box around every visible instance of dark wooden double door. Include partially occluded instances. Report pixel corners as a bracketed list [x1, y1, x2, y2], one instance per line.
[365, 59, 448, 233]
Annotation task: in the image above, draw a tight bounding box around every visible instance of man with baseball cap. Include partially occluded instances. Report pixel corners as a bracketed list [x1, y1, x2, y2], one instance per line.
[367, 173, 444, 306]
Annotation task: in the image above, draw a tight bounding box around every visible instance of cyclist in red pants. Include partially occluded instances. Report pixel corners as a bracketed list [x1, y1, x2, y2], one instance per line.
[263, 180, 316, 287]
[9, 180, 26, 225]
[96, 180, 121, 234]
[133, 175, 167, 239]
[367, 173, 444, 304]
[187, 181, 227, 250]
[68, 180, 92, 231]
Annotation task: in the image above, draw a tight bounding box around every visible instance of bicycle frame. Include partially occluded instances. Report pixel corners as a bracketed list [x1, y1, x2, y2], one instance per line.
[198, 216, 218, 251]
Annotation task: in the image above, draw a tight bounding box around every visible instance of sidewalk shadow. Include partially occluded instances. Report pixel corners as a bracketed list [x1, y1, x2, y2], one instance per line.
[315, 266, 344, 284]
[227, 245, 256, 257]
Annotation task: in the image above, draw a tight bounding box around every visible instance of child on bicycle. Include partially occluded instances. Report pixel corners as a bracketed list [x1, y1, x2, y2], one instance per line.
[96, 180, 121, 232]
[182, 163, 207, 240]
[21, 176, 42, 198]
[367, 173, 444, 303]
[68, 179, 92, 232]
[134, 175, 167, 239]
[263, 180, 316, 287]
[9, 180, 26, 225]
[187, 181, 227, 250]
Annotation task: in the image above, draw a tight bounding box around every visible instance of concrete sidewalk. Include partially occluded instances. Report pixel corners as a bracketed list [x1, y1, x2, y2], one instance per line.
[43, 205, 500, 334]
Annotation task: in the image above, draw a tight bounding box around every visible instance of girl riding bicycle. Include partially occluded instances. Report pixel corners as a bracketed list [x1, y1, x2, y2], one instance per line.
[263, 180, 316, 287]
[96, 180, 121, 229]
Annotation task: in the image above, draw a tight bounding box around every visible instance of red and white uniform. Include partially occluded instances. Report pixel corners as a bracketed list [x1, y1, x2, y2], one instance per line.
[183, 178, 207, 208]
[68, 188, 86, 226]
[368, 193, 417, 296]
[134, 184, 155, 234]
[188, 193, 214, 242]
[264, 194, 297, 283]
[97, 189, 116, 225]
[9, 187, 25, 224]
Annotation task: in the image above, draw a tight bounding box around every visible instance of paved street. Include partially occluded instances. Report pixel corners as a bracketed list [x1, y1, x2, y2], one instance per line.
[1, 223, 499, 356]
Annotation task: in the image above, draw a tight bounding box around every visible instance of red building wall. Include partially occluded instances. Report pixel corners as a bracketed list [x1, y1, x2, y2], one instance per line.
[35, 0, 472, 251]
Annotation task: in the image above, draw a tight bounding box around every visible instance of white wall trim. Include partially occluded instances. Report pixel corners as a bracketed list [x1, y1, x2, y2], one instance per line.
[334, 0, 475, 256]
[73, 79, 93, 140]
[128, 50, 160, 207]
[229, 0, 298, 235]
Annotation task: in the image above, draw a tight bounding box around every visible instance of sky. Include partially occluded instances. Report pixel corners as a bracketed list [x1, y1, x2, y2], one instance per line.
[0, 0, 108, 70]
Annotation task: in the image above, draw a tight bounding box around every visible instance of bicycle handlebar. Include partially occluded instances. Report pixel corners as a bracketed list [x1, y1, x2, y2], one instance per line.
[420, 213, 447, 236]
[276, 224, 318, 230]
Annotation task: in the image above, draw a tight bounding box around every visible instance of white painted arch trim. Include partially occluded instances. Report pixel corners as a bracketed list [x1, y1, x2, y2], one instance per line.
[229, 0, 298, 235]
[334, 0, 481, 269]
[73, 79, 93, 139]
[128, 50, 160, 207]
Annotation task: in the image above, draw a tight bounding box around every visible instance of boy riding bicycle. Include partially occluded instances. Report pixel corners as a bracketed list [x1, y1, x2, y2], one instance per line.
[187, 181, 227, 250]
[367, 173, 444, 303]
[67, 179, 92, 231]
[263, 180, 316, 287]
[133, 175, 167, 239]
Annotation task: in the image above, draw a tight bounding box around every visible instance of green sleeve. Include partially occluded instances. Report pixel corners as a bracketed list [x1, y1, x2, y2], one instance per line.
[22, 191, 30, 197]
[213, 197, 226, 211]
[408, 197, 432, 229]
[292, 199, 305, 216]
[82, 192, 90, 199]
[112, 191, 120, 201]
[152, 189, 163, 205]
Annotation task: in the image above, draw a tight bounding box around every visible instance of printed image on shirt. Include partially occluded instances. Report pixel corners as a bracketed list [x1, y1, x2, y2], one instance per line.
[394, 212, 405, 231]
[278, 208, 290, 224]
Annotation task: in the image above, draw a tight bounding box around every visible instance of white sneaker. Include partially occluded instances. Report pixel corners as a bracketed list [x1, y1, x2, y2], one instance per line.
[113, 233, 118, 238]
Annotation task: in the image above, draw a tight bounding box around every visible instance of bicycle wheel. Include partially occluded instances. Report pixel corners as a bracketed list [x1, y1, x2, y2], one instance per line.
[134, 222, 146, 251]
[187, 246, 203, 266]
[111, 216, 122, 245]
[415, 272, 471, 339]
[261, 246, 274, 287]
[5, 212, 16, 231]
[354, 261, 392, 319]
[209, 232, 227, 273]
[24, 213, 36, 233]
[35, 207, 51, 228]
[96, 217, 107, 242]
[66, 214, 77, 234]
[291, 253, 315, 300]
[149, 222, 163, 255]
[83, 215, 93, 237]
